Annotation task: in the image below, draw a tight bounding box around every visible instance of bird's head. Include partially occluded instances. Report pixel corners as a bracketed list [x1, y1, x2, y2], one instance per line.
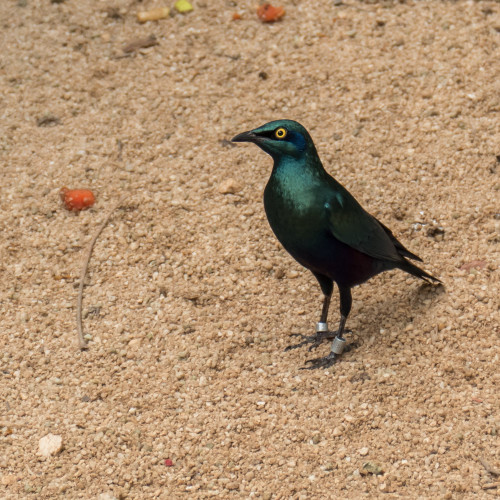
[231, 120, 315, 161]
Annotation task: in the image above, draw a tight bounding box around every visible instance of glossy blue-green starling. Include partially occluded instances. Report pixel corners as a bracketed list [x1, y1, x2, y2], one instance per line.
[232, 119, 441, 369]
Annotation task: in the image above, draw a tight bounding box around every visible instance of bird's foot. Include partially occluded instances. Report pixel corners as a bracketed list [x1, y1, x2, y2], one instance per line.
[342, 341, 359, 353]
[284, 331, 335, 352]
[301, 337, 359, 370]
[285, 328, 352, 352]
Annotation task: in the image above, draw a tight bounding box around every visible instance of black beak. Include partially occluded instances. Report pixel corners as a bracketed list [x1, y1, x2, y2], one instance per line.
[231, 130, 257, 143]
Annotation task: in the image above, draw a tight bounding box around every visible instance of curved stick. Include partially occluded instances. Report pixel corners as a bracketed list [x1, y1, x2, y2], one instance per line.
[77, 199, 124, 350]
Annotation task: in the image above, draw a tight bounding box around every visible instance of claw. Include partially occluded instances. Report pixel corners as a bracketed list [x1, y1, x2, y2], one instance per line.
[343, 341, 360, 353]
[289, 333, 310, 340]
[285, 328, 354, 353]
[299, 338, 360, 369]
[284, 331, 335, 352]
[307, 340, 323, 352]
[284, 340, 310, 352]
[301, 352, 338, 370]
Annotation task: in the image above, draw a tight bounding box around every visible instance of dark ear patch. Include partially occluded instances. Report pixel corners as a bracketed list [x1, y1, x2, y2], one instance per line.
[288, 131, 306, 151]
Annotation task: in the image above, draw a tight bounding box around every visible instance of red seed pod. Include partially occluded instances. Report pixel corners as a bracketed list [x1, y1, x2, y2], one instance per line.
[257, 3, 285, 22]
[60, 187, 96, 211]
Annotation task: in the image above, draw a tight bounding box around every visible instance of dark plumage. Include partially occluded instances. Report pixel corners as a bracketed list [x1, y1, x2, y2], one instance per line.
[232, 119, 441, 369]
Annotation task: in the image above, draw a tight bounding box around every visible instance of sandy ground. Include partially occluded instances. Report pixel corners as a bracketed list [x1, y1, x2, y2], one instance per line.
[1, 0, 499, 498]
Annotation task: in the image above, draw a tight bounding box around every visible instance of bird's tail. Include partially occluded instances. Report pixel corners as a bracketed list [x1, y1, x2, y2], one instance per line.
[398, 259, 442, 284]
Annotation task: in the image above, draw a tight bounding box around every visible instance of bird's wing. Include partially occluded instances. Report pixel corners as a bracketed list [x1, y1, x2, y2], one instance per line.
[375, 218, 423, 262]
[324, 190, 403, 263]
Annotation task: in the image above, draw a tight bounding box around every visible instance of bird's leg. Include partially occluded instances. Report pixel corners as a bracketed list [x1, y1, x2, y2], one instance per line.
[302, 316, 348, 369]
[285, 293, 352, 352]
[303, 286, 354, 369]
[284, 293, 336, 352]
[316, 291, 332, 336]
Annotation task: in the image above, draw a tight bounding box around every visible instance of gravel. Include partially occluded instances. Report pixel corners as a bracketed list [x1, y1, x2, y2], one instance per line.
[0, 0, 499, 498]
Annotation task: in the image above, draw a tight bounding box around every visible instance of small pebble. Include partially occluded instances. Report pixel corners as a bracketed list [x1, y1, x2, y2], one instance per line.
[98, 494, 118, 500]
[39, 434, 63, 458]
[128, 338, 141, 349]
[218, 178, 242, 194]
[363, 461, 384, 475]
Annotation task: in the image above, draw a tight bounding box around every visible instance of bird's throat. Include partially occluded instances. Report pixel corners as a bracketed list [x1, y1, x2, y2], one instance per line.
[268, 157, 324, 212]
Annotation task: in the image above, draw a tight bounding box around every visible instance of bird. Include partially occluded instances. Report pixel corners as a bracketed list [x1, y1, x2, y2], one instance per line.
[231, 119, 441, 369]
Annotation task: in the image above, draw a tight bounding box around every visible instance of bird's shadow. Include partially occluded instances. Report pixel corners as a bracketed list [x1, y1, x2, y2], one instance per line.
[345, 280, 446, 346]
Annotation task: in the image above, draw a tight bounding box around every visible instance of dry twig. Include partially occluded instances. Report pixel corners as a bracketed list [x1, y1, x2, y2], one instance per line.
[482, 482, 499, 490]
[77, 199, 124, 350]
[123, 34, 158, 54]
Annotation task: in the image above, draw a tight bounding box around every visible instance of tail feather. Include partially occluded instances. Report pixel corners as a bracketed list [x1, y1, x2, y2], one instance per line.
[393, 241, 423, 262]
[398, 258, 441, 284]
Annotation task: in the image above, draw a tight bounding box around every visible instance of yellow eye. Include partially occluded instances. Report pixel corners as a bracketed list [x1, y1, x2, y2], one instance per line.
[275, 127, 287, 139]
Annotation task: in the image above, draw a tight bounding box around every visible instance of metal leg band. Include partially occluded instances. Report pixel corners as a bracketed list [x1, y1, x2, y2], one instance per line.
[316, 322, 328, 333]
[331, 336, 346, 355]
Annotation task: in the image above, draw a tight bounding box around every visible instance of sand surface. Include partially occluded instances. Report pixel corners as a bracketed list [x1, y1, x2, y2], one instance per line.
[0, 0, 499, 498]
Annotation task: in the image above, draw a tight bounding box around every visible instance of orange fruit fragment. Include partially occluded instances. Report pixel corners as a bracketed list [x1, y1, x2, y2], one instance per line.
[60, 187, 96, 211]
[257, 3, 285, 22]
